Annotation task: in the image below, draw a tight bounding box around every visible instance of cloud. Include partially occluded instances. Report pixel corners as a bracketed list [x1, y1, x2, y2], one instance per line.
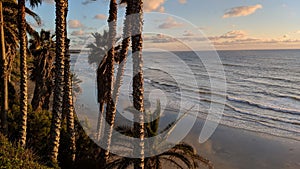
[94, 14, 106, 20]
[220, 30, 247, 39]
[144, 34, 176, 43]
[43, 0, 54, 4]
[71, 30, 85, 36]
[68, 20, 84, 29]
[158, 17, 183, 29]
[144, 0, 166, 12]
[82, 0, 96, 5]
[223, 4, 262, 18]
[178, 0, 187, 4]
[183, 30, 195, 36]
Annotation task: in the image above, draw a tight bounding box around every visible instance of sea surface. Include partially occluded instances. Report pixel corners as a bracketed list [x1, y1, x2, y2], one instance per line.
[72, 49, 300, 141]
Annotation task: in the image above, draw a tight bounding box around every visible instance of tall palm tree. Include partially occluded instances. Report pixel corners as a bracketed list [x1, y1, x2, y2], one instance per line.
[49, 0, 68, 164]
[95, 0, 133, 144]
[1, 0, 40, 135]
[88, 31, 121, 142]
[18, 0, 42, 147]
[112, 0, 133, 117]
[0, 0, 8, 135]
[108, 103, 214, 169]
[131, 0, 145, 168]
[62, 38, 76, 163]
[98, 0, 118, 167]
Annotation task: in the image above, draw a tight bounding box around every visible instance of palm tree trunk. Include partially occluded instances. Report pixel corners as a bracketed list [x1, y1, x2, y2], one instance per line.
[99, 0, 118, 167]
[61, 0, 75, 162]
[63, 39, 76, 163]
[96, 102, 104, 141]
[18, 0, 28, 147]
[112, 0, 133, 106]
[0, 1, 8, 135]
[49, 0, 67, 164]
[131, 0, 145, 168]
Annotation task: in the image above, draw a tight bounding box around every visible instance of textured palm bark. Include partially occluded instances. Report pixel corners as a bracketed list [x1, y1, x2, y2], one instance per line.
[131, 0, 145, 168]
[95, 102, 104, 141]
[63, 39, 76, 163]
[18, 0, 28, 147]
[50, 0, 67, 164]
[31, 51, 54, 111]
[0, 1, 8, 135]
[112, 0, 133, 107]
[61, 0, 76, 162]
[98, 0, 118, 167]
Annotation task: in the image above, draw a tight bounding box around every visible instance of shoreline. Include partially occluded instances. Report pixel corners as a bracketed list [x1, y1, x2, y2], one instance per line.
[184, 118, 300, 169]
[74, 101, 300, 169]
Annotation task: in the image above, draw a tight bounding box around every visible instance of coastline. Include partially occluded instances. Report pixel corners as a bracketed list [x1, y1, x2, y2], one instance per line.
[75, 103, 300, 169]
[184, 118, 300, 169]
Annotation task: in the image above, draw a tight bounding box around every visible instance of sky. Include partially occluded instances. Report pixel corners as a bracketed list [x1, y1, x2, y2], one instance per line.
[28, 0, 300, 50]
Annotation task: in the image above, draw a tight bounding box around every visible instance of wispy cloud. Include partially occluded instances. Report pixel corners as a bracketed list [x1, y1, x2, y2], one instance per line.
[158, 17, 183, 29]
[223, 4, 262, 18]
[68, 20, 84, 29]
[94, 14, 106, 20]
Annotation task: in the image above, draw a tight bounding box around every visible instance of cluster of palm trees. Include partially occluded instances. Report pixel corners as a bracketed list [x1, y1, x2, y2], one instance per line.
[0, 0, 214, 168]
[88, 0, 213, 169]
[0, 0, 75, 166]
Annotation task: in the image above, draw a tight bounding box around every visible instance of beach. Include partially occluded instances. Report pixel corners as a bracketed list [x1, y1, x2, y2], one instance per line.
[185, 119, 300, 169]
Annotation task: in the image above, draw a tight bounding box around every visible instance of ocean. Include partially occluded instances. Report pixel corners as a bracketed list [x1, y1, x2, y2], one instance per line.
[72, 49, 300, 141]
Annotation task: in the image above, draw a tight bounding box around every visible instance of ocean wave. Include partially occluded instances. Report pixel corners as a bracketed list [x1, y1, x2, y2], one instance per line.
[254, 91, 300, 102]
[226, 103, 300, 126]
[227, 95, 300, 116]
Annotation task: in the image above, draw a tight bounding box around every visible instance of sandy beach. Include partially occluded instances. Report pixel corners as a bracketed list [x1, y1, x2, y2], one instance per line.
[184, 119, 300, 169]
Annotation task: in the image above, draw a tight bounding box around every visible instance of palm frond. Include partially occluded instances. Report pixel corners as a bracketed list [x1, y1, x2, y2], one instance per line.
[161, 157, 184, 169]
[161, 152, 194, 169]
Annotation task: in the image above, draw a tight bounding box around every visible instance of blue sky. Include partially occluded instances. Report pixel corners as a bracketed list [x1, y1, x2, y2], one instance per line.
[29, 0, 300, 50]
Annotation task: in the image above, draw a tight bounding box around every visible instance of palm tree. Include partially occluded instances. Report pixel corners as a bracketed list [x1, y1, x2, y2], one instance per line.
[18, 0, 42, 147]
[49, 0, 68, 164]
[95, 0, 133, 144]
[130, 0, 145, 168]
[98, 0, 118, 167]
[108, 103, 214, 169]
[87, 31, 121, 142]
[0, 0, 40, 136]
[29, 30, 55, 111]
[62, 38, 76, 163]
[112, 0, 133, 117]
[0, 0, 8, 135]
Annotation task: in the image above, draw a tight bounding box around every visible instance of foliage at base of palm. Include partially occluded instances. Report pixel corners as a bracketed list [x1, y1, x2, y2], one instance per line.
[6, 103, 101, 169]
[0, 132, 52, 169]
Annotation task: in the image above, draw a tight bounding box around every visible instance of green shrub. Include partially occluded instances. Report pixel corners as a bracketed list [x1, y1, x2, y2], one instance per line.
[0, 133, 52, 169]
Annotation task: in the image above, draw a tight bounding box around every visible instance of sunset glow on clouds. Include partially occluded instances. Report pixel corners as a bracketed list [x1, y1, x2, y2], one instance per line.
[144, 0, 166, 12]
[223, 4, 262, 18]
[33, 0, 300, 50]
